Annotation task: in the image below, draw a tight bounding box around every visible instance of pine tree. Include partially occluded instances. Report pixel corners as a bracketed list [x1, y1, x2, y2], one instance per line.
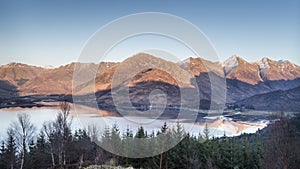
[101, 126, 111, 149]
[69, 129, 97, 168]
[203, 123, 210, 141]
[171, 121, 185, 144]
[135, 126, 146, 138]
[161, 122, 168, 134]
[129, 126, 148, 168]
[169, 121, 187, 169]
[231, 139, 242, 168]
[110, 123, 121, 165]
[158, 122, 169, 169]
[206, 137, 219, 169]
[0, 141, 5, 169]
[28, 132, 52, 169]
[216, 133, 231, 169]
[253, 131, 263, 169]
[201, 122, 218, 168]
[241, 137, 251, 169]
[122, 127, 133, 166]
[100, 125, 112, 163]
[3, 129, 17, 169]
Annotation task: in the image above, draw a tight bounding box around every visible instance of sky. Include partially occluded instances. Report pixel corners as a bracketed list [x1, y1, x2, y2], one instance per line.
[0, 0, 299, 67]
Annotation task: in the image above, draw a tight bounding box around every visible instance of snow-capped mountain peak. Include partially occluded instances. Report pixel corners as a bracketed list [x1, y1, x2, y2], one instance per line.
[255, 57, 300, 81]
[223, 55, 242, 75]
[257, 57, 271, 70]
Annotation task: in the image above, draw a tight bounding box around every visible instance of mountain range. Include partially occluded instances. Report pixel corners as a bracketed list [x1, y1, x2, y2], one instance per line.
[1, 53, 300, 112]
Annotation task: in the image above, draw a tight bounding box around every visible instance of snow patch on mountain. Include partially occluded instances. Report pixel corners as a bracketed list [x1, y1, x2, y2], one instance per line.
[223, 55, 239, 75]
[43, 65, 55, 69]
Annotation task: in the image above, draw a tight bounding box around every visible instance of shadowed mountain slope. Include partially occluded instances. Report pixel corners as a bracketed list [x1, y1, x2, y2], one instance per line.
[235, 86, 300, 112]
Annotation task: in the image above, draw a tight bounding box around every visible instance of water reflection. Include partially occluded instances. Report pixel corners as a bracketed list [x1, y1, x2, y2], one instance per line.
[0, 102, 269, 140]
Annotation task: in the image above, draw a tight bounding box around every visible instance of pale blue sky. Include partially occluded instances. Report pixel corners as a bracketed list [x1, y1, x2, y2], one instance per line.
[0, 0, 299, 66]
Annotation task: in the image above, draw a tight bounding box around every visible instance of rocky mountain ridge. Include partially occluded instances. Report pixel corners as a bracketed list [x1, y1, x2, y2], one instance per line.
[1, 53, 300, 111]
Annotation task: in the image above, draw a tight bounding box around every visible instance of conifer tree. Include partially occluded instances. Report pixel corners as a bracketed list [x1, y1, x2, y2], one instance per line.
[203, 123, 210, 141]
[122, 127, 133, 166]
[28, 132, 51, 169]
[169, 121, 186, 169]
[2, 128, 17, 169]
[158, 122, 169, 169]
[0, 141, 5, 169]
[241, 137, 251, 169]
[110, 123, 121, 165]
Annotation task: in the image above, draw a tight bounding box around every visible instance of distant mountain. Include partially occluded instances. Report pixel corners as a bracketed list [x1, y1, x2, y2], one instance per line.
[74, 62, 119, 94]
[0, 62, 47, 87]
[112, 53, 193, 87]
[235, 86, 300, 112]
[222, 56, 300, 102]
[1, 54, 300, 112]
[257, 57, 300, 81]
[20, 62, 100, 95]
[179, 57, 224, 76]
[225, 78, 300, 103]
[223, 55, 300, 85]
[75, 53, 193, 94]
[223, 55, 263, 85]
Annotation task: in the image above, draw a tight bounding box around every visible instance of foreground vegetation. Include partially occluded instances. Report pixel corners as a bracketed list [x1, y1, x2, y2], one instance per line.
[0, 102, 299, 169]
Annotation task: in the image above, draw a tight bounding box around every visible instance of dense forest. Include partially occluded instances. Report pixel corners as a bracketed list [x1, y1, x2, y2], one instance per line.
[0, 102, 299, 169]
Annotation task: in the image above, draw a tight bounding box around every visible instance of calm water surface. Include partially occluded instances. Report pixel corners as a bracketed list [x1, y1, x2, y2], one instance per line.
[0, 103, 269, 140]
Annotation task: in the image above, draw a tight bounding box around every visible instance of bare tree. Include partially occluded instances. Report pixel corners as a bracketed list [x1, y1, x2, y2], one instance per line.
[11, 113, 36, 169]
[41, 101, 72, 166]
[53, 101, 72, 165]
[42, 121, 56, 166]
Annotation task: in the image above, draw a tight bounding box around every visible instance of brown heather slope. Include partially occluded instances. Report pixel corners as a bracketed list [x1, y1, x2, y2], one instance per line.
[180, 57, 224, 77]
[223, 55, 263, 85]
[94, 62, 119, 91]
[75, 63, 119, 94]
[0, 62, 47, 87]
[257, 57, 300, 81]
[111, 53, 193, 88]
[19, 63, 75, 94]
[20, 63, 99, 95]
[75, 53, 194, 95]
[223, 55, 300, 85]
[129, 68, 179, 87]
[20, 62, 119, 95]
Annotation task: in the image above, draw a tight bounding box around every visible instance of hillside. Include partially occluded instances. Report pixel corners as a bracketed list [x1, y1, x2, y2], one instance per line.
[1, 54, 300, 112]
[0, 62, 47, 87]
[180, 57, 224, 76]
[257, 57, 300, 81]
[20, 62, 117, 95]
[223, 55, 263, 85]
[235, 86, 300, 112]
